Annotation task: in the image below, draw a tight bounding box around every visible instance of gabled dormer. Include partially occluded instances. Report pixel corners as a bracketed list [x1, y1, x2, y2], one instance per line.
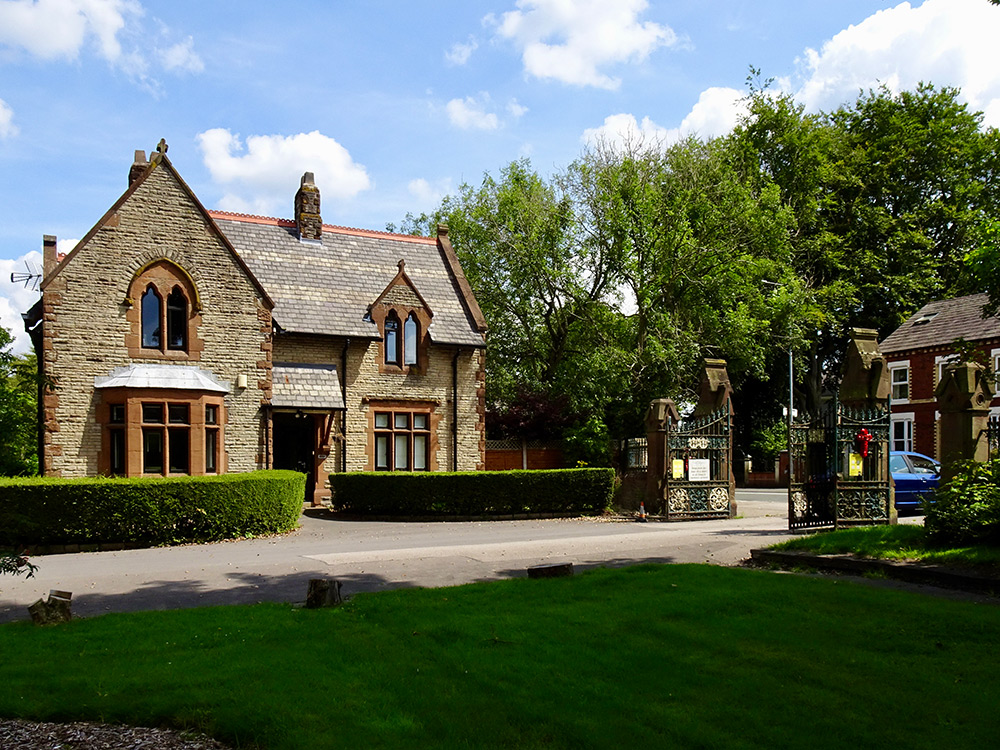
[369, 259, 433, 374]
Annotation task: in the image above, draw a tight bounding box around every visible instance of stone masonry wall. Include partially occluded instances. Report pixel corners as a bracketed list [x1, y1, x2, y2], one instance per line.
[342, 340, 484, 472]
[41, 163, 270, 476]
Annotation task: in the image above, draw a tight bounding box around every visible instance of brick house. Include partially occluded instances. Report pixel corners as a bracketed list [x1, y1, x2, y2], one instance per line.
[879, 293, 1000, 459]
[24, 147, 487, 505]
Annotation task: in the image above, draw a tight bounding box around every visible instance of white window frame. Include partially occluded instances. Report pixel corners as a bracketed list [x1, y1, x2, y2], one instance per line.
[934, 354, 951, 390]
[891, 412, 914, 453]
[889, 361, 910, 404]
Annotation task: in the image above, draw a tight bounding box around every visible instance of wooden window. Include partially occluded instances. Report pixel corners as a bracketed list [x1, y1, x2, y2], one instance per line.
[109, 404, 126, 476]
[141, 400, 191, 475]
[373, 408, 431, 471]
[127, 259, 202, 360]
[384, 313, 400, 365]
[141, 285, 162, 349]
[404, 313, 418, 366]
[166, 287, 188, 351]
[205, 404, 219, 473]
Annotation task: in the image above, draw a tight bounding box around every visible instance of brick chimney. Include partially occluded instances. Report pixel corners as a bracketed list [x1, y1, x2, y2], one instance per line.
[295, 172, 322, 241]
[129, 149, 149, 185]
[43, 235, 58, 276]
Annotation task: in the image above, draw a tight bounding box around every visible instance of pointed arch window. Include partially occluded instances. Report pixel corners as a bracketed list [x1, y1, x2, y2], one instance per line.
[166, 286, 188, 351]
[384, 312, 401, 365]
[128, 259, 203, 360]
[404, 313, 418, 366]
[141, 284, 162, 349]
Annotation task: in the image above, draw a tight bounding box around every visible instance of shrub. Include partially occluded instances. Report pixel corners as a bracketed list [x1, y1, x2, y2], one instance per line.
[924, 460, 1000, 547]
[0, 471, 305, 548]
[329, 468, 614, 517]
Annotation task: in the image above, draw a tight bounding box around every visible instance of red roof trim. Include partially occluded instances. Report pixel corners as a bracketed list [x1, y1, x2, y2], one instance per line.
[207, 210, 437, 245]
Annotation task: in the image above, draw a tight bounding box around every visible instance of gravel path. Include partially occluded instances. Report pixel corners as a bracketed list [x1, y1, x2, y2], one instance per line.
[0, 719, 231, 749]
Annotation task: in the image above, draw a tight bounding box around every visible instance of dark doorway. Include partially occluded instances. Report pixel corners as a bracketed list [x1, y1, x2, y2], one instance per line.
[272, 412, 315, 503]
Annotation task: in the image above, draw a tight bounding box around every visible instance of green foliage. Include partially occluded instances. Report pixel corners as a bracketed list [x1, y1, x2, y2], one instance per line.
[0, 326, 38, 476]
[329, 468, 614, 516]
[749, 419, 787, 461]
[0, 550, 37, 577]
[562, 414, 612, 467]
[0, 471, 305, 547]
[925, 460, 1000, 547]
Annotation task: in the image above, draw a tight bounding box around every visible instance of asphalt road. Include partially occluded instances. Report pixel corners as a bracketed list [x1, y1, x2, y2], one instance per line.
[1, 489, 794, 623]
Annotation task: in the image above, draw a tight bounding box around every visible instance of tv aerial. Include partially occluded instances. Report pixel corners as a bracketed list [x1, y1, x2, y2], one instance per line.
[10, 260, 42, 291]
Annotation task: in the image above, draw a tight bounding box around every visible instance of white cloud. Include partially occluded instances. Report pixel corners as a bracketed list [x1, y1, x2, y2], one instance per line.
[581, 113, 669, 150]
[0, 97, 17, 138]
[0, 0, 139, 63]
[794, 0, 1000, 125]
[670, 87, 747, 140]
[492, 0, 677, 89]
[507, 98, 528, 118]
[0, 0, 203, 83]
[582, 88, 745, 151]
[446, 94, 500, 130]
[158, 35, 203, 73]
[197, 129, 372, 216]
[0, 250, 42, 355]
[408, 177, 451, 208]
[445, 36, 478, 66]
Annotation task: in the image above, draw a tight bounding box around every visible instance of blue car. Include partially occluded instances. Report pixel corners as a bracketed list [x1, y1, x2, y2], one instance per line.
[890, 451, 940, 515]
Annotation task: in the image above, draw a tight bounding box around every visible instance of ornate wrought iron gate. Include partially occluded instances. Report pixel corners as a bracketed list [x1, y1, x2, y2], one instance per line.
[788, 396, 891, 530]
[663, 402, 734, 519]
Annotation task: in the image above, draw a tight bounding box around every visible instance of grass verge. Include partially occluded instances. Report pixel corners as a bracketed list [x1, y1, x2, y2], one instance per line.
[2, 564, 999, 748]
[772, 524, 1000, 573]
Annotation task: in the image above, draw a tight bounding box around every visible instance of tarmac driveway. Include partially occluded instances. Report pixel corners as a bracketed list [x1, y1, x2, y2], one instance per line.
[1, 490, 795, 623]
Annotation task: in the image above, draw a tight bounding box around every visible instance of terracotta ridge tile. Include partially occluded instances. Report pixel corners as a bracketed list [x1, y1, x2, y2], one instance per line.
[207, 210, 436, 244]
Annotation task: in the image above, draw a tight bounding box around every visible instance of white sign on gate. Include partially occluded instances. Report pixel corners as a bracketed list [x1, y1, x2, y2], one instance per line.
[688, 458, 711, 482]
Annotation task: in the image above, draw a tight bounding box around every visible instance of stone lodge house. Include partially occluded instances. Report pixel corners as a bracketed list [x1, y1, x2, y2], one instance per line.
[24, 147, 487, 504]
[879, 293, 1000, 459]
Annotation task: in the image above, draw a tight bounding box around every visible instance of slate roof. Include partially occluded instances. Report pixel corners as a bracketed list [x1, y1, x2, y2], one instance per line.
[880, 293, 1000, 354]
[94, 364, 229, 392]
[212, 213, 486, 347]
[271, 363, 345, 410]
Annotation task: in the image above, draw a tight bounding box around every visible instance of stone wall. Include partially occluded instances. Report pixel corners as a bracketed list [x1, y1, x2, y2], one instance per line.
[343, 340, 484, 471]
[40, 162, 271, 476]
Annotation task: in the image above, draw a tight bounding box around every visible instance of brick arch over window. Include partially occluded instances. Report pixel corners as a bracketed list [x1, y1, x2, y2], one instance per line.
[126, 259, 204, 360]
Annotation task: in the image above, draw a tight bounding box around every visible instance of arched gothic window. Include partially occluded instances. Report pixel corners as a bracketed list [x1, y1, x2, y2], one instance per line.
[141, 284, 162, 349]
[404, 313, 418, 366]
[166, 286, 188, 351]
[127, 259, 202, 360]
[384, 312, 401, 365]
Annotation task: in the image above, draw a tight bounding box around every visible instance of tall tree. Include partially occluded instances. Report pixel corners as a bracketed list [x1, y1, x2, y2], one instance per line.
[0, 326, 38, 476]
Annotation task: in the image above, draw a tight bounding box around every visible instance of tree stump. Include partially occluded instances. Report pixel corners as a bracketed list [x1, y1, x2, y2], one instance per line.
[305, 578, 344, 608]
[28, 590, 72, 625]
[527, 562, 574, 579]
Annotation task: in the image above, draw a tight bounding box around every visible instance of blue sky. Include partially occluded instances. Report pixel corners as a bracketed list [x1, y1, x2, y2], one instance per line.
[3, 0, 1000, 353]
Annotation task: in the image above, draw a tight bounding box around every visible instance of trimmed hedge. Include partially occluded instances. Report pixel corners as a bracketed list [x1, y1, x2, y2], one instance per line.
[329, 468, 615, 517]
[0, 470, 305, 547]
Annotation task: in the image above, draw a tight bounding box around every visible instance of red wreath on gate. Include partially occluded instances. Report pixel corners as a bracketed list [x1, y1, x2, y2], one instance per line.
[856, 428, 873, 458]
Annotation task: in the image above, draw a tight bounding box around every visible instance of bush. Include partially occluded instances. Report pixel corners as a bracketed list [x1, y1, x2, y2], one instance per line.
[329, 468, 614, 517]
[924, 460, 1000, 547]
[0, 471, 305, 548]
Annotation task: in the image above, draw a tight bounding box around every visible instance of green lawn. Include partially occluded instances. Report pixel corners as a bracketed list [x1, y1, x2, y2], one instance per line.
[1, 564, 998, 749]
[772, 524, 1000, 573]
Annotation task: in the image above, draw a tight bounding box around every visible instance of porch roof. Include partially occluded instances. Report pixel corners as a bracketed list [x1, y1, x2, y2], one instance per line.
[94, 364, 229, 393]
[271, 363, 345, 411]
